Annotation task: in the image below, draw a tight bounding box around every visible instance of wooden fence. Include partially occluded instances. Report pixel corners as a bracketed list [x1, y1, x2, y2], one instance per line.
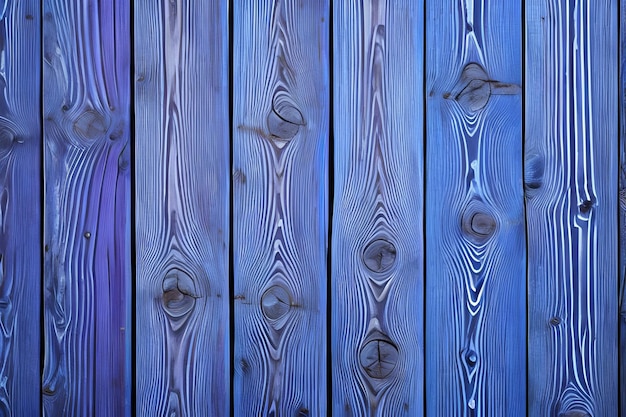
[0, 0, 624, 415]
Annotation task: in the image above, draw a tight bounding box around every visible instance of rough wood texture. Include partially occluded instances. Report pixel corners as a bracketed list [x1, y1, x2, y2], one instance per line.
[618, 0, 626, 417]
[134, 0, 229, 415]
[425, 1, 525, 415]
[526, 0, 618, 415]
[232, 1, 328, 415]
[42, 0, 131, 415]
[332, 2, 424, 415]
[0, 0, 41, 415]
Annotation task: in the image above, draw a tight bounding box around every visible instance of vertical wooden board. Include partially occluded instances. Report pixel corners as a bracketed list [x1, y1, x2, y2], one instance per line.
[0, 0, 41, 415]
[425, 1, 525, 415]
[232, 1, 328, 415]
[134, 0, 229, 415]
[526, 0, 618, 415]
[618, 0, 626, 416]
[331, 2, 424, 415]
[42, 0, 131, 415]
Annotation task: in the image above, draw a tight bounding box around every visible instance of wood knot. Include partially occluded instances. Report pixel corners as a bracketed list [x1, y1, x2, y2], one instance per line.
[267, 91, 304, 144]
[162, 269, 197, 327]
[73, 110, 110, 140]
[233, 169, 247, 185]
[461, 203, 498, 244]
[445, 63, 520, 113]
[260, 285, 291, 320]
[549, 316, 561, 326]
[0, 128, 16, 152]
[362, 239, 397, 273]
[461, 206, 497, 243]
[578, 199, 594, 214]
[525, 153, 545, 190]
[359, 335, 399, 379]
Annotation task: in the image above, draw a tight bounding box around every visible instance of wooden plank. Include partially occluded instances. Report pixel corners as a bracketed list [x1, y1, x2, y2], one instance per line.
[618, 0, 626, 416]
[134, 0, 230, 415]
[232, 1, 328, 415]
[0, 0, 41, 415]
[331, 2, 424, 415]
[42, 0, 131, 415]
[425, 1, 525, 415]
[526, 0, 619, 415]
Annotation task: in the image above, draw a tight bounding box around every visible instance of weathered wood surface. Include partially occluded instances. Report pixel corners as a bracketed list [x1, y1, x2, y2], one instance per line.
[134, 0, 230, 415]
[0, 0, 41, 415]
[618, 0, 626, 410]
[232, 0, 328, 415]
[425, 1, 525, 415]
[526, 0, 618, 415]
[42, 0, 131, 415]
[332, 1, 424, 415]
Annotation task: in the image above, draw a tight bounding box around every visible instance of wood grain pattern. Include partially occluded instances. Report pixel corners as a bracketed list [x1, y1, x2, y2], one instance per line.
[425, 0, 525, 415]
[232, 1, 328, 415]
[42, 0, 131, 415]
[618, 0, 626, 416]
[331, 2, 424, 415]
[526, 0, 618, 415]
[0, 0, 41, 415]
[134, 0, 229, 415]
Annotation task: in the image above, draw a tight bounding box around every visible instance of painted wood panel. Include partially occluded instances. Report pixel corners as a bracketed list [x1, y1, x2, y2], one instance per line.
[425, 1, 525, 415]
[526, 0, 618, 415]
[232, 1, 328, 415]
[0, 0, 41, 415]
[618, 0, 626, 416]
[331, 2, 424, 415]
[134, 0, 230, 415]
[42, 0, 131, 415]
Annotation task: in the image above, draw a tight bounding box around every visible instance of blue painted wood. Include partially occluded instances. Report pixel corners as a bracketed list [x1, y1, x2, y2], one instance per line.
[526, 0, 619, 415]
[134, 0, 230, 415]
[332, 1, 425, 415]
[232, 0, 329, 414]
[425, 1, 525, 415]
[42, 0, 131, 414]
[0, 0, 41, 415]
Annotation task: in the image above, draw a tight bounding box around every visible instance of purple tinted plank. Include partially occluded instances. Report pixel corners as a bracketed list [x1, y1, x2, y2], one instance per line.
[618, 0, 626, 410]
[526, 0, 618, 415]
[42, 0, 131, 415]
[0, 0, 41, 415]
[134, 0, 230, 415]
[232, 1, 328, 414]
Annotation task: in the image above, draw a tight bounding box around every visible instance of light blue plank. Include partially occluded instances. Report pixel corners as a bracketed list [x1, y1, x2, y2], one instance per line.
[526, 0, 618, 414]
[332, 2, 424, 415]
[134, 0, 230, 415]
[232, 0, 329, 415]
[426, 1, 525, 415]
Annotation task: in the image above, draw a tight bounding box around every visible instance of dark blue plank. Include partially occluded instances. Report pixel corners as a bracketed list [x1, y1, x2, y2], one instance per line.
[618, 0, 626, 416]
[0, 1, 41, 414]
